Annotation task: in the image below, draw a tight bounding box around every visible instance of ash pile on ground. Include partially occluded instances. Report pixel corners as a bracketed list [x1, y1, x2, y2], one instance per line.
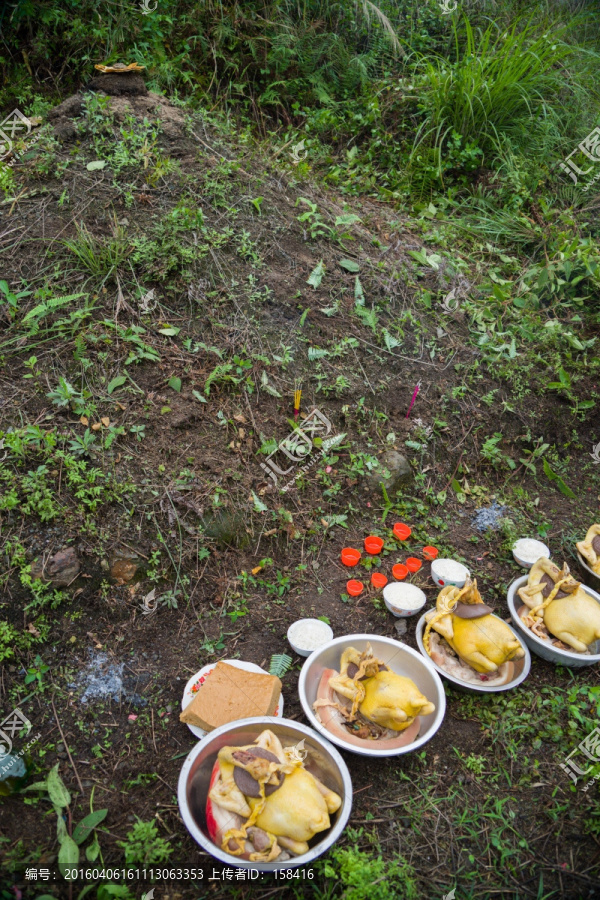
[471, 501, 509, 532]
[72, 651, 147, 706]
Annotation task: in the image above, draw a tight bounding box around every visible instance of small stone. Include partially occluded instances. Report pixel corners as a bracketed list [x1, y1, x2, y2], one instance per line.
[57, 752, 68, 760]
[30, 547, 80, 587]
[394, 619, 408, 637]
[56, 743, 65, 752]
[110, 558, 138, 584]
[364, 450, 413, 495]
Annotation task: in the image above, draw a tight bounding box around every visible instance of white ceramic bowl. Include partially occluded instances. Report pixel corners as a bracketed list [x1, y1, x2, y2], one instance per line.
[178, 717, 352, 870]
[415, 612, 531, 694]
[181, 660, 284, 739]
[288, 619, 334, 657]
[507, 575, 600, 667]
[512, 539, 550, 569]
[577, 551, 600, 593]
[431, 558, 470, 589]
[298, 634, 446, 757]
[382, 583, 426, 618]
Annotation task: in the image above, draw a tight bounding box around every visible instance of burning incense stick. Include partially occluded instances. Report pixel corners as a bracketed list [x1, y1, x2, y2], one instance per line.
[406, 380, 421, 418]
[294, 387, 302, 421]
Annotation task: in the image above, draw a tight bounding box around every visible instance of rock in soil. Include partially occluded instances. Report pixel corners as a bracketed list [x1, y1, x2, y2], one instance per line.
[86, 73, 148, 96]
[110, 557, 139, 584]
[30, 547, 80, 586]
[364, 450, 413, 495]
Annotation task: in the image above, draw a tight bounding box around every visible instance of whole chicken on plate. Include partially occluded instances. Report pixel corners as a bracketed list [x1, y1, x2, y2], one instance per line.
[424, 578, 524, 683]
[206, 729, 341, 862]
[313, 644, 435, 749]
[517, 558, 600, 652]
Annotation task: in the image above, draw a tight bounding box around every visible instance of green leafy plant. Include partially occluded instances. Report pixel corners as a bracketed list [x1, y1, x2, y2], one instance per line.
[116, 818, 173, 866]
[23, 765, 107, 873]
[24, 654, 49, 689]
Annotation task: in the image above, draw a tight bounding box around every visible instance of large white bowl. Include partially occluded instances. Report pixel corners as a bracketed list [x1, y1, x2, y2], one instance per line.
[414, 612, 531, 694]
[177, 717, 352, 871]
[507, 575, 600, 667]
[298, 634, 446, 757]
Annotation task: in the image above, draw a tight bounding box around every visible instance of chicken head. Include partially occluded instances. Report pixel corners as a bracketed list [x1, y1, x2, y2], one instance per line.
[576, 524, 600, 575]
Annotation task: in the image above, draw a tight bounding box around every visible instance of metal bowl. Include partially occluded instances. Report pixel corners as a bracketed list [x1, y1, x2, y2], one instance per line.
[507, 575, 600, 667]
[577, 552, 600, 593]
[177, 716, 352, 871]
[414, 612, 531, 694]
[298, 634, 446, 757]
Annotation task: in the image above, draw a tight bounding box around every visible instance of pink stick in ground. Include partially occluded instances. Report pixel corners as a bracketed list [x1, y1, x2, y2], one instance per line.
[406, 381, 421, 418]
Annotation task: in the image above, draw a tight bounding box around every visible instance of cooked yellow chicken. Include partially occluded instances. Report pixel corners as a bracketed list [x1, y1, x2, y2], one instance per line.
[207, 729, 341, 861]
[577, 524, 600, 574]
[518, 558, 600, 653]
[424, 578, 524, 673]
[325, 645, 435, 732]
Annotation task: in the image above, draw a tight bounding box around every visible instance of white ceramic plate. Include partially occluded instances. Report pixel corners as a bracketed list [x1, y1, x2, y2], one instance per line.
[181, 659, 285, 739]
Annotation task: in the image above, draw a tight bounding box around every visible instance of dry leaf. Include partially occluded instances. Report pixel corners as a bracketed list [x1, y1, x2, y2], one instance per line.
[27, 623, 41, 637]
[233, 414, 247, 424]
[80, 416, 89, 426]
[91, 423, 102, 431]
[238, 428, 246, 439]
[321, 518, 329, 528]
[101, 417, 110, 427]
[251, 566, 263, 575]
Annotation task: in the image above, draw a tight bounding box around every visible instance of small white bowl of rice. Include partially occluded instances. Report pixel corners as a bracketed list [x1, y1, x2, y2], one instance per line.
[512, 538, 550, 569]
[430, 558, 470, 589]
[382, 583, 427, 618]
[288, 618, 334, 657]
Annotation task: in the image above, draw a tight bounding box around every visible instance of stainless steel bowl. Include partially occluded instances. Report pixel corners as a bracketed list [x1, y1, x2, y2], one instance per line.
[577, 551, 600, 593]
[177, 716, 352, 870]
[507, 575, 600, 667]
[298, 634, 446, 757]
[414, 612, 531, 694]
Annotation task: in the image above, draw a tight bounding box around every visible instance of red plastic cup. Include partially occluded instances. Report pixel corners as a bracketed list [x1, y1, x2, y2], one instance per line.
[346, 580, 364, 597]
[341, 547, 361, 567]
[393, 523, 412, 541]
[392, 564, 408, 581]
[406, 557, 422, 573]
[371, 572, 388, 589]
[423, 546, 439, 561]
[364, 536, 384, 555]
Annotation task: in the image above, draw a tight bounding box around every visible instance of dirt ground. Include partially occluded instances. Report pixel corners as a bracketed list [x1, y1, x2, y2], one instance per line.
[0, 85, 599, 900]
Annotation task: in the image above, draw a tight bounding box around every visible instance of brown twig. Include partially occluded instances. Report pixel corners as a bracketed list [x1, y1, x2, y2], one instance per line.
[50, 694, 85, 797]
[151, 707, 158, 755]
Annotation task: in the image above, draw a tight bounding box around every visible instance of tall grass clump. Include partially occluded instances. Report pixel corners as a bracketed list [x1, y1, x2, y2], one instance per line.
[409, 16, 579, 185]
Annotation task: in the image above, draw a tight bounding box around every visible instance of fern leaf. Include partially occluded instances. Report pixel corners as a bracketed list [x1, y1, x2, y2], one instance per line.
[22, 293, 85, 324]
[269, 653, 293, 677]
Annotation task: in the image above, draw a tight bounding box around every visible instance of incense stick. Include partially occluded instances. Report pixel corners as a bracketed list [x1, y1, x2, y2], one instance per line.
[406, 380, 421, 418]
[294, 386, 302, 421]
